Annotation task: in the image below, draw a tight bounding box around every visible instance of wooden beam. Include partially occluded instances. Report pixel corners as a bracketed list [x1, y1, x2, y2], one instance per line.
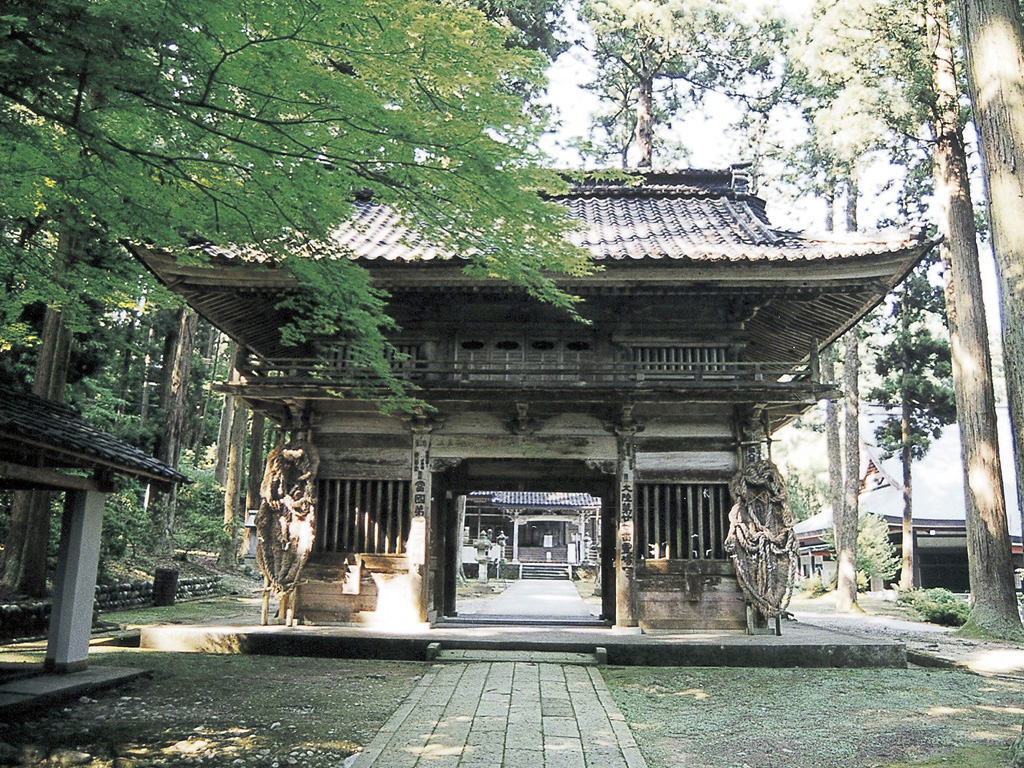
[0, 462, 102, 492]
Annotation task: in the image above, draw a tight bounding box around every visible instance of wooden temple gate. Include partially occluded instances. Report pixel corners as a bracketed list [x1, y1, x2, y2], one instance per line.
[131, 168, 936, 633]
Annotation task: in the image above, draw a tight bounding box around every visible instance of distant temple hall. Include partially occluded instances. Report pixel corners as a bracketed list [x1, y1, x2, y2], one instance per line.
[135, 168, 935, 631]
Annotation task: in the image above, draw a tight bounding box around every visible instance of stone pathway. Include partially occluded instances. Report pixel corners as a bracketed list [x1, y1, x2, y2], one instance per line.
[350, 661, 646, 767]
[456, 579, 599, 618]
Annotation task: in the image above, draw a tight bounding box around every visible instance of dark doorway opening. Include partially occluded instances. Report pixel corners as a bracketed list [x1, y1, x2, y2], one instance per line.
[433, 459, 616, 625]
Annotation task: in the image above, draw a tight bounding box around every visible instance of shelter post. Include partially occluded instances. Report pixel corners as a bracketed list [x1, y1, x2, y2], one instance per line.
[44, 487, 105, 673]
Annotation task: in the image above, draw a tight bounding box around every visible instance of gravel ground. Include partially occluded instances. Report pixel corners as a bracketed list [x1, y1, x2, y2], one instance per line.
[603, 664, 1024, 768]
[0, 651, 427, 768]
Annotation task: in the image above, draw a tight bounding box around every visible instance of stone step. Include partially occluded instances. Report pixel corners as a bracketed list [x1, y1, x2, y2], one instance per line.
[427, 643, 606, 666]
[520, 563, 571, 580]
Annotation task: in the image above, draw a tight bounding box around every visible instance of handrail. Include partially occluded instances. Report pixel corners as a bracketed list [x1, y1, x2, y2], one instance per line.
[239, 355, 821, 388]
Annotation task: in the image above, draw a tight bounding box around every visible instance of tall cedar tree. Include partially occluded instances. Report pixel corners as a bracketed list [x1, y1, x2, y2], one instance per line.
[868, 259, 956, 591]
[954, 0, 1024, 584]
[796, 0, 1021, 637]
[836, 327, 861, 612]
[579, 0, 788, 169]
[927, 0, 1022, 639]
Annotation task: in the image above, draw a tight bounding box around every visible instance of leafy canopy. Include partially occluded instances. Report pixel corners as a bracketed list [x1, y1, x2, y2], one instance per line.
[577, 0, 790, 169]
[868, 258, 956, 461]
[0, 0, 591, 378]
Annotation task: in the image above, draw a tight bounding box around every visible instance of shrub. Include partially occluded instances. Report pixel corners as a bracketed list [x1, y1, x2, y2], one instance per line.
[173, 468, 230, 556]
[856, 513, 900, 583]
[898, 588, 970, 626]
[100, 480, 160, 581]
[801, 574, 829, 598]
[822, 513, 900, 588]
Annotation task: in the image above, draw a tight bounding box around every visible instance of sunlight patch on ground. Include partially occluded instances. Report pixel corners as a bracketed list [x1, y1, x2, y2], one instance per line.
[676, 688, 710, 700]
[925, 705, 969, 717]
[968, 729, 1017, 742]
[965, 649, 1024, 675]
[977, 704, 1024, 716]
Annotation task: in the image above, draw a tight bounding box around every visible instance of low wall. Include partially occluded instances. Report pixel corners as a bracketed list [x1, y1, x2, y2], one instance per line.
[94, 575, 223, 611]
[0, 574, 223, 641]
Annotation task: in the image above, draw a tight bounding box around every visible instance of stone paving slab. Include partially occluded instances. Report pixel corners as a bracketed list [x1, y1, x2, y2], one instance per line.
[349, 662, 647, 768]
[0, 666, 148, 716]
[437, 649, 597, 665]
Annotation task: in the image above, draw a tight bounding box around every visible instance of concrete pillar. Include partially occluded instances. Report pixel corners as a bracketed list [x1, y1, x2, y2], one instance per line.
[512, 514, 520, 562]
[45, 488, 105, 673]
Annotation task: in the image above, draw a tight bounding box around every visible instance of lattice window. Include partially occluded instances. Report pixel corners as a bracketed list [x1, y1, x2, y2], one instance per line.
[635, 483, 731, 561]
[632, 346, 729, 373]
[315, 479, 411, 555]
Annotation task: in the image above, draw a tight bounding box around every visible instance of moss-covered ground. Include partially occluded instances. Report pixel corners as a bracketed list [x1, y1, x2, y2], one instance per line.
[0, 650, 426, 767]
[602, 665, 1024, 768]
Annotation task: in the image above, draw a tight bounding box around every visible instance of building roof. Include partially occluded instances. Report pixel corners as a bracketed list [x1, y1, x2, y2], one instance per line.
[326, 169, 931, 264]
[794, 404, 1021, 544]
[0, 386, 190, 489]
[467, 491, 601, 510]
[129, 168, 936, 363]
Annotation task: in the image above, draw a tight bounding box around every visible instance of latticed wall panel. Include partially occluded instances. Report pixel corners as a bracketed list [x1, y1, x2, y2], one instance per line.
[315, 479, 411, 555]
[631, 346, 728, 372]
[635, 482, 731, 561]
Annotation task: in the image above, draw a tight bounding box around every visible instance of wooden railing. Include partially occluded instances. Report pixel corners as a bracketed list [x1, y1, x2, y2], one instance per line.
[241, 356, 821, 389]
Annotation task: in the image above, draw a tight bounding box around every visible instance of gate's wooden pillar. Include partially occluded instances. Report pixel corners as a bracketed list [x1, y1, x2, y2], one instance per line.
[614, 423, 640, 628]
[409, 418, 433, 623]
[737, 407, 767, 468]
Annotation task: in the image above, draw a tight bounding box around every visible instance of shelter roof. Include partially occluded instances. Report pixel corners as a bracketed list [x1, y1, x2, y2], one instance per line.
[0, 386, 190, 490]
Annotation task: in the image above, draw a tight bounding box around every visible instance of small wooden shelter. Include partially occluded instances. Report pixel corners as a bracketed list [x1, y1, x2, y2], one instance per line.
[131, 167, 935, 631]
[0, 386, 188, 671]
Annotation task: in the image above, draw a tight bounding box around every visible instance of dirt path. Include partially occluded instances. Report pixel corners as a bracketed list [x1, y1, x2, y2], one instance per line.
[788, 593, 1024, 677]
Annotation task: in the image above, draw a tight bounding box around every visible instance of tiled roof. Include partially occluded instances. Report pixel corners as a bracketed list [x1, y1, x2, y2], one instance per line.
[0, 386, 190, 485]
[325, 170, 930, 263]
[468, 491, 601, 509]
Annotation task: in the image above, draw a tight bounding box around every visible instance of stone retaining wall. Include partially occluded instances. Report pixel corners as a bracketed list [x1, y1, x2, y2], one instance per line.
[0, 574, 223, 641]
[94, 575, 223, 611]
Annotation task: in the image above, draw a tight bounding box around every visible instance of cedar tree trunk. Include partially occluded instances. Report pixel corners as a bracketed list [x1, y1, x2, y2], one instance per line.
[221, 345, 247, 566]
[634, 64, 654, 169]
[0, 219, 77, 596]
[899, 298, 916, 591]
[823, 346, 844, 526]
[929, 0, 1023, 638]
[153, 306, 198, 550]
[835, 328, 861, 612]
[955, 0, 1024, 560]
